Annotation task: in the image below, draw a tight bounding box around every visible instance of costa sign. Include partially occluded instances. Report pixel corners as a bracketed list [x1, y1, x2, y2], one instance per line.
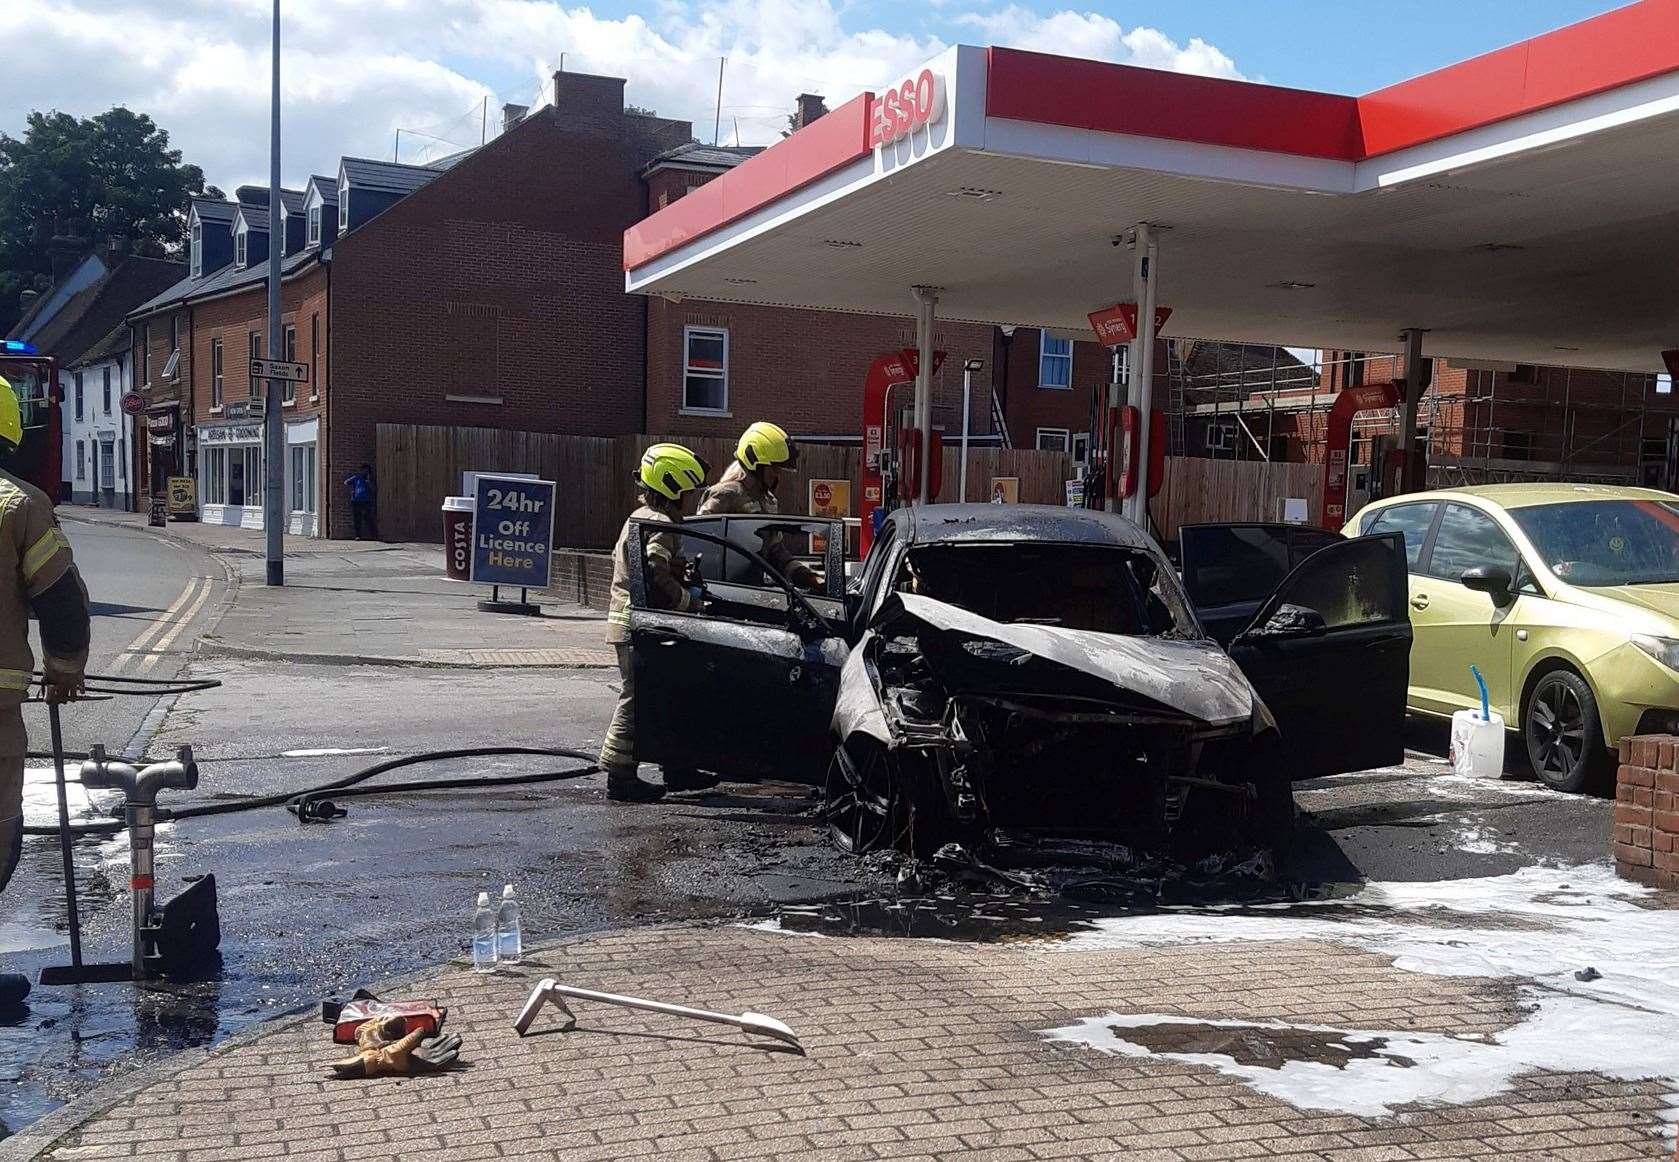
[869, 69, 945, 148]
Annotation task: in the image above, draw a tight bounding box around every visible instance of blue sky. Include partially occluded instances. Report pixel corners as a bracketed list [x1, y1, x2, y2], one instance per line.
[0, 0, 1637, 187]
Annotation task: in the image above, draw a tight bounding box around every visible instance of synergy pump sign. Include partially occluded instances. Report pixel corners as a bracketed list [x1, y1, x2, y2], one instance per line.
[868, 68, 945, 148]
[470, 474, 556, 588]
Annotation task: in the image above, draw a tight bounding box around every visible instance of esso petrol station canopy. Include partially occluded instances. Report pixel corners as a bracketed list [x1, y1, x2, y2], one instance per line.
[625, 0, 1679, 373]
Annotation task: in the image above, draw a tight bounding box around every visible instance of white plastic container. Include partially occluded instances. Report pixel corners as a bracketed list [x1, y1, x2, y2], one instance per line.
[1450, 709, 1505, 779]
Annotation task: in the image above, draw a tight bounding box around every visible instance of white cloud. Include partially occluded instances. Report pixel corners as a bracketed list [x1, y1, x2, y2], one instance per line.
[0, 0, 1242, 193]
[953, 6, 1242, 78]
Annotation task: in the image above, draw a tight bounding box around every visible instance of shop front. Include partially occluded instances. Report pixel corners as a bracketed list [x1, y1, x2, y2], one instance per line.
[195, 415, 320, 536]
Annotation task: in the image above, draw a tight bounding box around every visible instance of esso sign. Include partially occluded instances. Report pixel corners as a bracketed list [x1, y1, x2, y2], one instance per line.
[869, 69, 945, 148]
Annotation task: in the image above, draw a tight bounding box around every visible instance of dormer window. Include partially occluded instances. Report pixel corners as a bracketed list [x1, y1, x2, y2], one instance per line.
[338, 176, 350, 231]
[190, 219, 202, 277]
[235, 219, 248, 267]
[308, 205, 321, 246]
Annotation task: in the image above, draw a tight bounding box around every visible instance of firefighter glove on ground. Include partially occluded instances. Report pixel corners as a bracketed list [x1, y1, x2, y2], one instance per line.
[328, 1015, 463, 1078]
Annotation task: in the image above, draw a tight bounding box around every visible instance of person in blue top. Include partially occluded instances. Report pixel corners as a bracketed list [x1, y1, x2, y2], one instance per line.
[346, 464, 379, 540]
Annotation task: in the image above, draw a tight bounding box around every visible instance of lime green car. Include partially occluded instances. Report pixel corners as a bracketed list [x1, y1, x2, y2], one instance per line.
[1345, 484, 1679, 791]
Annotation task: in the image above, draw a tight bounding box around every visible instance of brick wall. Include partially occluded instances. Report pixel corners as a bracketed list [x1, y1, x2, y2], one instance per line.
[1002, 331, 1170, 451]
[646, 296, 996, 441]
[328, 94, 689, 538]
[133, 304, 193, 495]
[546, 549, 615, 610]
[1614, 735, 1679, 889]
[188, 265, 328, 428]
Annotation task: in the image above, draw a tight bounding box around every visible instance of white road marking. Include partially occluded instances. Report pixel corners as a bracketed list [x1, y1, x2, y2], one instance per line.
[280, 747, 391, 758]
[108, 577, 202, 673]
[137, 575, 215, 673]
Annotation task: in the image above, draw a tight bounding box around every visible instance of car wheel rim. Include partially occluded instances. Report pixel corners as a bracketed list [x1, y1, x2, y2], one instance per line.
[823, 743, 895, 853]
[1530, 680, 1585, 781]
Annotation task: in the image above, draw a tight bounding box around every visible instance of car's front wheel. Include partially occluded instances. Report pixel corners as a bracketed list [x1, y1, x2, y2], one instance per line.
[1524, 668, 1610, 793]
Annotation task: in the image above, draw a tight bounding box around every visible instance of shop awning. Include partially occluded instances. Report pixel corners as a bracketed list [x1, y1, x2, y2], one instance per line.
[625, 0, 1679, 372]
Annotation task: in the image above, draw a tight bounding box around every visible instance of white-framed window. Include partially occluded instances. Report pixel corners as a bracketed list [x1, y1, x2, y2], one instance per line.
[99, 441, 115, 489]
[102, 366, 111, 414]
[234, 220, 248, 267]
[283, 324, 298, 404]
[682, 326, 729, 413]
[74, 373, 83, 421]
[1071, 432, 1090, 462]
[204, 445, 263, 506]
[308, 205, 322, 246]
[211, 339, 224, 409]
[140, 324, 150, 384]
[1206, 423, 1234, 453]
[290, 444, 317, 514]
[75, 441, 86, 481]
[1035, 427, 1070, 452]
[1039, 330, 1072, 389]
[310, 313, 320, 400]
[338, 177, 350, 231]
[190, 219, 202, 277]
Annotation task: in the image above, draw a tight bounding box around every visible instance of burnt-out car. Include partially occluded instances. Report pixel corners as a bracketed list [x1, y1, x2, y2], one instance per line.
[623, 504, 1410, 857]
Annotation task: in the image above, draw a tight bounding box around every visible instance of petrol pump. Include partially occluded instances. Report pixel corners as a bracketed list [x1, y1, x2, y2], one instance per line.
[860, 347, 945, 557]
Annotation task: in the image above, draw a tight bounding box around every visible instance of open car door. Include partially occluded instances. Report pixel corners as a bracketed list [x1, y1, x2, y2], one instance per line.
[1224, 532, 1411, 779]
[679, 514, 847, 627]
[1180, 523, 1347, 646]
[625, 521, 847, 784]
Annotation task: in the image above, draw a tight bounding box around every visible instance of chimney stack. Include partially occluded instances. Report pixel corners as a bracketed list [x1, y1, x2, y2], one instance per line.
[47, 233, 89, 284]
[107, 233, 129, 258]
[793, 93, 828, 131]
[18, 289, 38, 315]
[502, 103, 528, 133]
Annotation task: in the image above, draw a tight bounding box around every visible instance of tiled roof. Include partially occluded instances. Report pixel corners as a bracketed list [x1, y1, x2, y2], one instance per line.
[28, 256, 185, 365]
[129, 248, 322, 318]
[306, 175, 339, 204]
[340, 157, 445, 195]
[643, 142, 761, 175]
[191, 198, 237, 224]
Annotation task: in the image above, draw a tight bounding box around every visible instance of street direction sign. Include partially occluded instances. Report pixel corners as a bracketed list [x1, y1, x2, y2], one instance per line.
[250, 358, 308, 382]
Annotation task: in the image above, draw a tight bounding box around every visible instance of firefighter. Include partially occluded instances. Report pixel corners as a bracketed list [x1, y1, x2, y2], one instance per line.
[0, 374, 89, 894]
[697, 421, 818, 590]
[600, 443, 717, 803]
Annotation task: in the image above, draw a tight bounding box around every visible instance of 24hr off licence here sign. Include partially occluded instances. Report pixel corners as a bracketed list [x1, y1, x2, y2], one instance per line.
[470, 474, 556, 587]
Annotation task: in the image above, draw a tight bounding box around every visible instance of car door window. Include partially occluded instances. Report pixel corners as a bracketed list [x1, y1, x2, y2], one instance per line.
[1251, 533, 1408, 633]
[1364, 502, 1439, 571]
[1182, 526, 1294, 608]
[1427, 504, 1521, 584]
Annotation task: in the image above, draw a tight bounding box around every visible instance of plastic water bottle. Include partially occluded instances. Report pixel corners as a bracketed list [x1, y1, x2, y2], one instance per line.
[496, 884, 523, 965]
[472, 891, 497, 973]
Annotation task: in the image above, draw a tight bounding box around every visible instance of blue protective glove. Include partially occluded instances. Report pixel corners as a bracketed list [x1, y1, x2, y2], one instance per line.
[689, 586, 705, 608]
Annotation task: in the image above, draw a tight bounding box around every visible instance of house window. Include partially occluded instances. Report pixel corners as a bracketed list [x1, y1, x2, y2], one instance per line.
[102, 366, 111, 414]
[74, 373, 83, 422]
[1345, 352, 1366, 388]
[161, 314, 180, 379]
[1071, 432, 1090, 462]
[141, 325, 150, 384]
[75, 441, 85, 481]
[310, 313, 320, 399]
[308, 205, 321, 246]
[1035, 427, 1070, 452]
[211, 339, 225, 409]
[1502, 431, 1534, 461]
[99, 441, 115, 489]
[235, 222, 247, 267]
[290, 444, 317, 514]
[1038, 331, 1072, 389]
[682, 327, 729, 413]
[338, 178, 350, 230]
[190, 220, 202, 277]
[283, 324, 298, 404]
[249, 330, 262, 388]
[208, 445, 263, 507]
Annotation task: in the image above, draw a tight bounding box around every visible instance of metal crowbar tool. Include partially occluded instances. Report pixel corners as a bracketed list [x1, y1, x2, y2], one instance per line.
[513, 978, 803, 1053]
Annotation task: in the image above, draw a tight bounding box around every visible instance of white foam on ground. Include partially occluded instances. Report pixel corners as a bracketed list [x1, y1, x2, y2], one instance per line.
[1046, 863, 1679, 1124]
[1451, 820, 1519, 855]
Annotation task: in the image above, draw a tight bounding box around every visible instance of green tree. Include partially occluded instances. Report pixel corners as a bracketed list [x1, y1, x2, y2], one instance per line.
[0, 107, 215, 334]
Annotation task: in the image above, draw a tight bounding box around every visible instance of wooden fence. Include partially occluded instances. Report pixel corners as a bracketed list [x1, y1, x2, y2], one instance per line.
[376, 424, 1076, 549]
[376, 423, 1321, 550]
[1152, 456, 1323, 543]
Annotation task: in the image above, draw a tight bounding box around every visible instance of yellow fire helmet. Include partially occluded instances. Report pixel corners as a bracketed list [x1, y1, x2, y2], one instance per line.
[0, 376, 20, 452]
[736, 421, 798, 470]
[638, 442, 707, 501]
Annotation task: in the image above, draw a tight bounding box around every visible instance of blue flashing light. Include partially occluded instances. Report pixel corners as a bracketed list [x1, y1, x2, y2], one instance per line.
[1, 340, 38, 355]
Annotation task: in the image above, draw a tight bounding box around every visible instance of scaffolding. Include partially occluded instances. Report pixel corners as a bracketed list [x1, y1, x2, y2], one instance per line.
[1172, 342, 1677, 491]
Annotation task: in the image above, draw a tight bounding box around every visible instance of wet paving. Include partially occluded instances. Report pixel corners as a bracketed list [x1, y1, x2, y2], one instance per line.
[1110, 1019, 1409, 1070]
[0, 657, 1619, 1140]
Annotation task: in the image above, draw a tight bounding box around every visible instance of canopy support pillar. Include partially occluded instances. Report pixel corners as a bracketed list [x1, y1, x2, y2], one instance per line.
[1398, 327, 1429, 494]
[1126, 225, 1159, 527]
[912, 286, 939, 505]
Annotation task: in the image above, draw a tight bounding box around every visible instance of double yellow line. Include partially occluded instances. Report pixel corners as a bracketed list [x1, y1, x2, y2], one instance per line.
[109, 576, 215, 675]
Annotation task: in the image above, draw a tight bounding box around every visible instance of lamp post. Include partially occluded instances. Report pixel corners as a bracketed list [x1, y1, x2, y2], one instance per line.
[263, 0, 285, 585]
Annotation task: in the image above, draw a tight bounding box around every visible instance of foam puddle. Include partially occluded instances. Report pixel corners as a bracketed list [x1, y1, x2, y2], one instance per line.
[1043, 863, 1679, 1125]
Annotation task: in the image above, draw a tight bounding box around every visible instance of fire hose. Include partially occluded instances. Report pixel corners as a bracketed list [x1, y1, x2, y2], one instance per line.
[20, 671, 604, 836]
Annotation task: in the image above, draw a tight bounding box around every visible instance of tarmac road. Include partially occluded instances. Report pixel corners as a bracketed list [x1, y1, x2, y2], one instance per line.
[0, 517, 1618, 1139]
